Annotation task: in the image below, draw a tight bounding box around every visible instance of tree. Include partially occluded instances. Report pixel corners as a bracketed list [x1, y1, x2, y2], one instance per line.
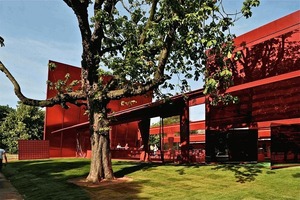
[0, 105, 13, 123]
[0, 102, 44, 153]
[0, 105, 14, 146]
[151, 115, 180, 127]
[0, 0, 260, 182]
[149, 134, 160, 146]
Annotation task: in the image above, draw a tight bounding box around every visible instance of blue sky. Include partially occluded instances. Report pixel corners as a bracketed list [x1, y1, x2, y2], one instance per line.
[0, 0, 299, 120]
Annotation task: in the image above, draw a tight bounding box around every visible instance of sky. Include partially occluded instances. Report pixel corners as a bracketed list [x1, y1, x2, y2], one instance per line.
[0, 0, 299, 121]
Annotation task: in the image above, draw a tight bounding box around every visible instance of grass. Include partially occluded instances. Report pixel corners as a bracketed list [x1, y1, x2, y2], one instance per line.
[2, 158, 300, 200]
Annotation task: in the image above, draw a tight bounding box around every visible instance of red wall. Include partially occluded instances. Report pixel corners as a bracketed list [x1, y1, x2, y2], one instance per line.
[109, 94, 153, 148]
[44, 61, 152, 157]
[44, 61, 88, 157]
[206, 10, 300, 130]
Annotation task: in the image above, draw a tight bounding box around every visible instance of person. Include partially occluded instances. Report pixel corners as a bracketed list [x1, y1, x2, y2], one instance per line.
[153, 144, 158, 156]
[150, 144, 154, 151]
[139, 144, 144, 150]
[116, 143, 122, 149]
[0, 146, 8, 172]
[124, 143, 129, 150]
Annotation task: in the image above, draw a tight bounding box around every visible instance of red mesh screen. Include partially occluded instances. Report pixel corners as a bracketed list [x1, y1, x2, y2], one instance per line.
[18, 140, 50, 160]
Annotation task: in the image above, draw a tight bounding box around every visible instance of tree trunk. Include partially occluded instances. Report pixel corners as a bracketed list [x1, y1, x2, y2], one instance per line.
[86, 107, 114, 183]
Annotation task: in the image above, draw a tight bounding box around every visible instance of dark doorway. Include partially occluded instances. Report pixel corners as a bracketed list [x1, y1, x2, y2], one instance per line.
[271, 124, 300, 168]
[206, 129, 258, 163]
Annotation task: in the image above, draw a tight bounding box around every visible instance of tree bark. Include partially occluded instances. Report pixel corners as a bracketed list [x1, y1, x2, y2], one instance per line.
[86, 104, 114, 183]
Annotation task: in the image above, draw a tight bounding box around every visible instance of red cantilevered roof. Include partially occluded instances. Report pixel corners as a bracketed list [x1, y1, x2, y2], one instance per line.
[52, 88, 205, 133]
[108, 88, 205, 125]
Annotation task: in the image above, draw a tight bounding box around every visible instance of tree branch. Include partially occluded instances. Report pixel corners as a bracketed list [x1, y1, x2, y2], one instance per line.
[63, 0, 92, 69]
[106, 24, 176, 100]
[0, 36, 4, 47]
[91, 0, 105, 54]
[105, 0, 178, 100]
[99, 40, 126, 56]
[63, 0, 96, 98]
[106, 80, 162, 100]
[139, 0, 159, 45]
[92, 0, 118, 54]
[120, 0, 131, 14]
[0, 61, 87, 107]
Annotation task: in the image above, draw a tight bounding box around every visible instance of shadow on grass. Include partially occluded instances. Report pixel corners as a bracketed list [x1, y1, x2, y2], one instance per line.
[86, 180, 151, 200]
[4, 159, 153, 200]
[3, 159, 92, 199]
[4, 159, 90, 178]
[292, 173, 300, 178]
[83, 161, 157, 200]
[175, 168, 186, 175]
[114, 161, 159, 178]
[211, 163, 264, 183]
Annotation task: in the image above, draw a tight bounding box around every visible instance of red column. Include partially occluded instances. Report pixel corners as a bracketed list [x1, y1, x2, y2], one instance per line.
[138, 119, 151, 161]
[180, 101, 190, 162]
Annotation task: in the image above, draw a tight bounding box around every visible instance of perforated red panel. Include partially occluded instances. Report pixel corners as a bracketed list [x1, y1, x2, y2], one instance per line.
[18, 140, 50, 160]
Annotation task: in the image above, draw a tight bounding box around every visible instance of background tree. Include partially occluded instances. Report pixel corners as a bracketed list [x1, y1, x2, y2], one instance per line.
[0, 105, 13, 123]
[149, 134, 160, 146]
[151, 115, 180, 127]
[0, 102, 44, 153]
[0, 0, 260, 182]
[0, 105, 14, 146]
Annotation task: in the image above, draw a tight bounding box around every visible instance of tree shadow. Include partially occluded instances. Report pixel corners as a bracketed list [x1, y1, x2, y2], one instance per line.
[89, 161, 161, 200]
[5, 159, 152, 200]
[114, 162, 159, 178]
[175, 168, 186, 175]
[83, 179, 151, 200]
[232, 29, 300, 85]
[4, 159, 91, 179]
[292, 173, 300, 178]
[211, 163, 264, 183]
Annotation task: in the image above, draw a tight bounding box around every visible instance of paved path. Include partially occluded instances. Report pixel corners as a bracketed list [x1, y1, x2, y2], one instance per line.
[0, 172, 23, 200]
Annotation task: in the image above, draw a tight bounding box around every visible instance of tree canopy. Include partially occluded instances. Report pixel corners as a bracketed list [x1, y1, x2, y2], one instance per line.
[151, 115, 180, 127]
[0, 0, 260, 107]
[0, 105, 13, 123]
[0, 102, 44, 153]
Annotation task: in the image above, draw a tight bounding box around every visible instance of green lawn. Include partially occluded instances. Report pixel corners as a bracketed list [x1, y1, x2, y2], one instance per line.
[2, 159, 300, 200]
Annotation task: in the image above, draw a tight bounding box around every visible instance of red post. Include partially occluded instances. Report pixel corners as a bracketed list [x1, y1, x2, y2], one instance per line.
[138, 119, 151, 162]
[180, 101, 190, 163]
